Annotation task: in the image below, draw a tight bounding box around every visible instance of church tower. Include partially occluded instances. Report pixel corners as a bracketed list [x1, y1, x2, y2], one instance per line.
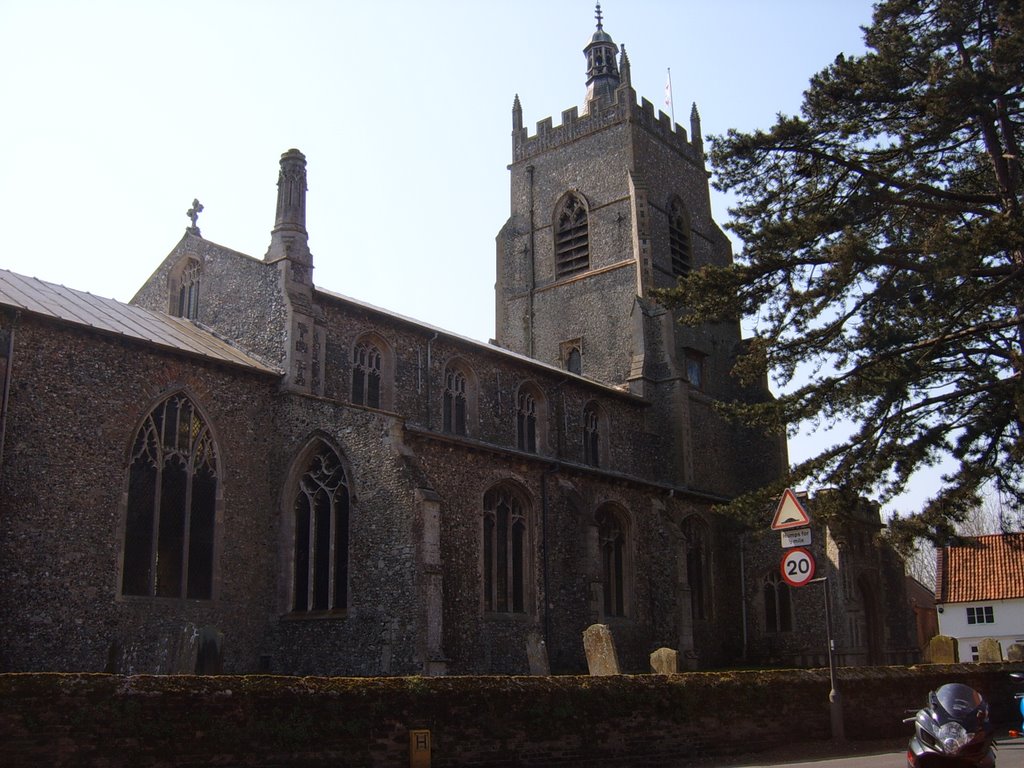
[495, 5, 761, 490]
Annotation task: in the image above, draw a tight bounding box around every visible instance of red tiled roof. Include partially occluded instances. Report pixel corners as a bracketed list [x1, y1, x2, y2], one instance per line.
[935, 533, 1024, 603]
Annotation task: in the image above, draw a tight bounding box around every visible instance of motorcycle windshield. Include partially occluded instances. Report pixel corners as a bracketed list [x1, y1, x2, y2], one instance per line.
[932, 683, 986, 724]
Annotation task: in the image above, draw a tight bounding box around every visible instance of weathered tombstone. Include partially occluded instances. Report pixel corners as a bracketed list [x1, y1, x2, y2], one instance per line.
[583, 623, 620, 676]
[650, 647, 678, 675]
[924, 634, 958, 664]
[977, 637, 1003, 663]
[167, 624, 200, 673]
[526, 631, 550, 676]
[1007, 643, 1024, 662]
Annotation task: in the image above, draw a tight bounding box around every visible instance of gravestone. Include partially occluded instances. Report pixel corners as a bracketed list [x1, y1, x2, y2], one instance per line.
[977, 637, 1003, 663]
[650, 647, 678, 675]
[527, 631, 550, 676]
[195, 626, 224, 674]
[1008, 643, 1024, 662]
[583, 624, 620, 676]
[924, 634, 958, 663]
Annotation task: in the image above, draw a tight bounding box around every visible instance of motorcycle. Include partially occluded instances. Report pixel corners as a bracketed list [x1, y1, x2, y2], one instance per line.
[906, 682, 996, 767]
[1010, 672, 1024, 739]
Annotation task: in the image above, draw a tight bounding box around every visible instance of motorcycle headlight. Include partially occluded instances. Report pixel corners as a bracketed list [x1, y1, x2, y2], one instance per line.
[937, 722, 970, 754]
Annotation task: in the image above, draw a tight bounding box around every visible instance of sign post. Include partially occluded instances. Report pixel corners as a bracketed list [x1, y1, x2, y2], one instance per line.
[769, 489, 844, 742]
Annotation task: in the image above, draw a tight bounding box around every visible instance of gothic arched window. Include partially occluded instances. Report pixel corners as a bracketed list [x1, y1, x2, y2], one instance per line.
[583, 403, 601, 467]
[443, 366, 468, 435]
[682, 515, 712, 621]
[121, 393, 218, 599]
[764, 571, 793, 633]
[669, 198, 692, 277]
[352, 339, 383, 409]
[596, 505, 629, 617]
[555, 193, 590, 279]
[516, 384, 544, 453]
[483, 485, 530, 614]
[291, 442, 349, 613]
[169, 258, 201, 320]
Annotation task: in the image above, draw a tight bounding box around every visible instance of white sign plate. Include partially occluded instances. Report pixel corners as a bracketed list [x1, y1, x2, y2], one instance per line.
[781, 528, 812, 548]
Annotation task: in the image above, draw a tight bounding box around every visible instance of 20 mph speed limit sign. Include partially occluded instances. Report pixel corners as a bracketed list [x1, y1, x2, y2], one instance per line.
[780, 547, 816, 587]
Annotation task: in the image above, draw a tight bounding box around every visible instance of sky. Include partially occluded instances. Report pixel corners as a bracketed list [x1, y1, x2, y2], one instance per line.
[1, 0, 938, 516]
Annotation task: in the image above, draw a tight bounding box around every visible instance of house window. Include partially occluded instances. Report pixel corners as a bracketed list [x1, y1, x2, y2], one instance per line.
[292, 442, 349, 613]
[669, 198, 691, 277]
[966, 605, 994, 624]
[555, 193, 589, 279]
[352, 340, 383, 408]
[121, 393, 218, 599]
[583, 403, 600, 467]
[516, 385, 543, 453]
[596, 505, 629, 617]
[443, 366, 468, 435]
[970, 644, 980, 662]
[764, 572, 793, 633]
[682, 515, 712, 621]
[483, 485, 529, 614]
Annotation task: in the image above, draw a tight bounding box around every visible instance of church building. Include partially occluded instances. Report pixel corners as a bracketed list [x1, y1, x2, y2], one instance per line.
[0, 8, 914, 675]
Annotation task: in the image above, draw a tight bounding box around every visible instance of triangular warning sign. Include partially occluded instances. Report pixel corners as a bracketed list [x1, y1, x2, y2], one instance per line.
[771, 488, 811, 530]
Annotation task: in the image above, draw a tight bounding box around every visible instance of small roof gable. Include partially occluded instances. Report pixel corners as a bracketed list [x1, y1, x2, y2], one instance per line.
[936, 532, 1024, 603]
[0, 268, 280, 375]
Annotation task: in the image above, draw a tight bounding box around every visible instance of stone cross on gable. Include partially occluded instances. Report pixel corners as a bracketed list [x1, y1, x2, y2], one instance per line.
[186, 199, 204, 235]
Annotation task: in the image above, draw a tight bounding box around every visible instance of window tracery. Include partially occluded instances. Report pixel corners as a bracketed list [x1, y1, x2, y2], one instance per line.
[555, 193, 589, 279]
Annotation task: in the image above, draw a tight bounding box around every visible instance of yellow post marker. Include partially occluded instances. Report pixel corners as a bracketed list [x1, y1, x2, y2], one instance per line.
[409, 729, 431, 768]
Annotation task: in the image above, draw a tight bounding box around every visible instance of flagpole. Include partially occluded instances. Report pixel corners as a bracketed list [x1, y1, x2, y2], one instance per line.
[665, 67, 675, 125]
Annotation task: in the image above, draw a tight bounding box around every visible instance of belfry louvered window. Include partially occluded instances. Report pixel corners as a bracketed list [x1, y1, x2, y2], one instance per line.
[555, 193, 589, 279]
[121, 394, 218, 599]
[669, 198, 692, 276]
[292, 443, 349, 613]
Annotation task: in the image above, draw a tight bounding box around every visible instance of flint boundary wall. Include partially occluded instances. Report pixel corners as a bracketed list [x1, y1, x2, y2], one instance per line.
[1, 664, 1022, 767]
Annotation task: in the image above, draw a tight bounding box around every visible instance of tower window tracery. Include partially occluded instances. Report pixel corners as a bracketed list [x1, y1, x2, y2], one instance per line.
[555, 194, 590, 279]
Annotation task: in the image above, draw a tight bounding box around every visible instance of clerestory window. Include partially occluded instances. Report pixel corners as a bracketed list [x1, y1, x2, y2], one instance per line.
[555, 193, 589, 279]
[121, 393, 218, 600]
[516, 384, 544, 453]
[291, 442, 349, 613]
[583, 403, 601, 467]
[443, 366, 468, 436]
[352, 340, 383, 408]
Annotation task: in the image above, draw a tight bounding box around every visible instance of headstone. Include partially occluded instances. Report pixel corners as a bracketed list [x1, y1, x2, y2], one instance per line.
[583, 624, 620, 676]
[167, 623, 200, 673]
[1007, 643, 1024, 662]
[650, 647, 678, 675]
[527, 631, 550, 676]
[924, 634, 958, 664]
[977, 637, 1003, 663]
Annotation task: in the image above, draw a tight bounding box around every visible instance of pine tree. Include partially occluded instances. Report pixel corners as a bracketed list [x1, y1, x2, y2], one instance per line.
[662, 0, 1024, 547]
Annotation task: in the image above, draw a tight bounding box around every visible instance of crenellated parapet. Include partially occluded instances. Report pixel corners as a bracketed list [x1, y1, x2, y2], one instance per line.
[512, 86, 702, 165]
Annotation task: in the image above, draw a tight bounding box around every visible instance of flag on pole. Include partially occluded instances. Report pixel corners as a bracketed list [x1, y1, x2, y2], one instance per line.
[664, 68, 675, 124]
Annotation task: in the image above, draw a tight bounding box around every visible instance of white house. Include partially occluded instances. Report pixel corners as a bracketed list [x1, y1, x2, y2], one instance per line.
[935, 533, 1024, 661]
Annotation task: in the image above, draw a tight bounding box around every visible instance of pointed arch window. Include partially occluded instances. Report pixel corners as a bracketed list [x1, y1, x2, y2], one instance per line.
[292, 443, 349, 613]
[764, 571, 793, 633]
[682, 515, 711, 621]
[669, 198, 692, 277]
[596, 505, 629, 617]
[121, 393, 218, 599]
[555, 193, 589, 279]
[516, 385, 543, 453]
[352, 341, 383, 408]
[583, 403, 601, 467]
[443, 366, 468, 436]
[483, 485, 530, 614]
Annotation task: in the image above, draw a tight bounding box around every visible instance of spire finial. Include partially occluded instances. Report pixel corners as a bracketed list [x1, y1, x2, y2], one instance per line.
[595, 2, 603, 30]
